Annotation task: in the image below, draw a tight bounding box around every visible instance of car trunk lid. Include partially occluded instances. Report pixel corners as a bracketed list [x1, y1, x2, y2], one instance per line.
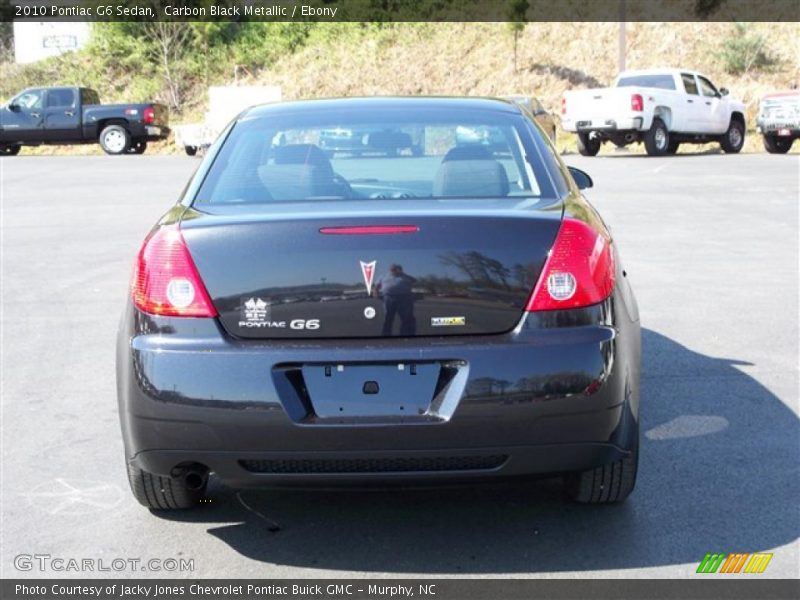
[179, 199, 562, 339]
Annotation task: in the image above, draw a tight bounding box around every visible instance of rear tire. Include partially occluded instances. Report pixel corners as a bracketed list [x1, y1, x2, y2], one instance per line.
[763, 135, 792, 154]
[0, 144, 21, 156]
[99, 125, 131, 155]
[126, 463, 206, 510]
[644, 118, 669, 156]
[184, 145, 198, 156]
[666, 139, 680, 154]
[720, 118, 745, 153]
[577, 133, 601, 156]
[564, 428, 639, 504]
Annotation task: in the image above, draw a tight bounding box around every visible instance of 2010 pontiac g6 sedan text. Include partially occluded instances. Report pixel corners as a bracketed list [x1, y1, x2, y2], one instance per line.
[116, 97, 642, 509]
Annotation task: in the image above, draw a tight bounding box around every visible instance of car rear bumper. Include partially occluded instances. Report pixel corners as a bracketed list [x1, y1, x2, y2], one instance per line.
[562, 117, 644, 133]
[117, 289, 641, 487]
[132, 443, 629, 488]
[128, 123, 171, 141]
[757, 121, 800, 136]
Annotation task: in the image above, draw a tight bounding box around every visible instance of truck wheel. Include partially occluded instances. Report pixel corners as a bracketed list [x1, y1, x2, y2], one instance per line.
[577, 133, 601, 156]
[126, 463, 206, 510]
[720, 119, 744, 153]
[666, 140, 680, 154]
[644, 118, 669, 156]
[128, 140, 147, 155]
[763, 135, 792, 154]
[564, 427, 639, 503]
[99, 125, 131, 155]
[184, 145, 198, 156]
[0, 145, 21, 156]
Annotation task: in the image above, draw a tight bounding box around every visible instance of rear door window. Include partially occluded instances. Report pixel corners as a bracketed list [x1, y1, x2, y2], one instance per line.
[46, 88, 76, 109]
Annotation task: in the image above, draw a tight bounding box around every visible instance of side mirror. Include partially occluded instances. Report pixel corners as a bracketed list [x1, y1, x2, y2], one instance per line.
[719, 87, 729, 96]
[568, 166, 593, 190]
[8, 103, 20, 112]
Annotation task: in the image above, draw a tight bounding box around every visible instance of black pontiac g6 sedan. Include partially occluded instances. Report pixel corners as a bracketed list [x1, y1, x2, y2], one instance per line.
[117, 97, 641, 509]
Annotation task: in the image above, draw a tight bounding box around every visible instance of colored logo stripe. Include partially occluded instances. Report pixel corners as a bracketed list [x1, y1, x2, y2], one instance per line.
[697, 553, 726, 573]
[697, 552, 773, 574]
[744, 553, 773, 573]
[720, 553, 749, 573]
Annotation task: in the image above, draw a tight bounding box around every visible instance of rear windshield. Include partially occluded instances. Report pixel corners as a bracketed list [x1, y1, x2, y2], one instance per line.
[194, 106, 557, 204]
[616, 74, 676, 90]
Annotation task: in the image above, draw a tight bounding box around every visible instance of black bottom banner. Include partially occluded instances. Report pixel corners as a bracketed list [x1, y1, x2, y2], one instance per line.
[3, 579, 800, 600]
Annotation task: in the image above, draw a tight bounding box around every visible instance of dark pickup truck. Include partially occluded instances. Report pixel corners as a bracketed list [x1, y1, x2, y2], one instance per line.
[0, 86, 169, 156]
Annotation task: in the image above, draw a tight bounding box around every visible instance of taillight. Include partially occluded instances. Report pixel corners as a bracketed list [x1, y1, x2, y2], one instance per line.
[131, 225, 217, 317]
[561, 97, 567, 115]
[631, 94, 643, 112]
[526, 218, 615, 311]
[143, 106, 155, 124]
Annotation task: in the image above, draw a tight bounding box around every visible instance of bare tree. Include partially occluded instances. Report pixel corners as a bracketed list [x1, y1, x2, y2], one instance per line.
[142, 22, 192, 111]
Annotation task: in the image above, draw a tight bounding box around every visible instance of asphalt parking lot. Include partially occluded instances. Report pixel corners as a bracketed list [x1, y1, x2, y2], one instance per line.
[1, 151, 798, 579]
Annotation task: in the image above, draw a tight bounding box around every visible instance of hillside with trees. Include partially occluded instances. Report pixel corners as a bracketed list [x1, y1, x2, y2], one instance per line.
[1, 20, 797, 153]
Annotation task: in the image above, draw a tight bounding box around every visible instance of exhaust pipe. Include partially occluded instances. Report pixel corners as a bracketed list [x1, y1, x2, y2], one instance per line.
[184, 470, 206, 491]
[624, 133, 636, 142]
[172, 463, 209, 491]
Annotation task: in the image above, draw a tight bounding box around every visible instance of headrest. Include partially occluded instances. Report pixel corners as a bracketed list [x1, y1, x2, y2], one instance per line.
[433, 160, 509, 198]
[273, 144, 333, 175]
[258, 164, 333, 200]
[442, 145, 494, 162]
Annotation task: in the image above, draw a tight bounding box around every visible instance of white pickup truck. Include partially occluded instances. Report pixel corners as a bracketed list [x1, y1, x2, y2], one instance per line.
[756, 90, 800, 154]
[562, 69, 746, 156]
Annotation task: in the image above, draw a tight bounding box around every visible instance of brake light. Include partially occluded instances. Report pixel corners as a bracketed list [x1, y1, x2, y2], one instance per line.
[131, 226, 217, 317]
[320, 225, 419, 235]
[631, 94, 643, 112]
[526, 218, 615, 311]
[143, 106, 155, 124]
[561, 97, 567, 115]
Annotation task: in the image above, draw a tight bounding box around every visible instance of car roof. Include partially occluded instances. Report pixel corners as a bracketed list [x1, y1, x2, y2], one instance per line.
[244, 96, 523, 119]
[617, 68, 706, 77]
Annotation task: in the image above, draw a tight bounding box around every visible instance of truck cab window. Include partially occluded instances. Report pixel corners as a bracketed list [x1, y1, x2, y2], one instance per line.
[681, 74, 699, 95]
[14, 90, 43, 110]
[697, 76, 720, 98]
[46, 89, 76, 109]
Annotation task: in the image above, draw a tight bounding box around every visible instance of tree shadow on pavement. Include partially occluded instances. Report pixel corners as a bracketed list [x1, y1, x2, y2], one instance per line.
[154, 329, 799, 573]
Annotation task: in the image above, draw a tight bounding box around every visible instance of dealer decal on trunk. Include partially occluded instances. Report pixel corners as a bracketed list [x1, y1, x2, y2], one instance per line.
[431, 316, 466, 327]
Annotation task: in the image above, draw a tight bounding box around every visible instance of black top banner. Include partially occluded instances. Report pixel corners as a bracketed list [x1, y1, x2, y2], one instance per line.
[0, 0, 799, 22]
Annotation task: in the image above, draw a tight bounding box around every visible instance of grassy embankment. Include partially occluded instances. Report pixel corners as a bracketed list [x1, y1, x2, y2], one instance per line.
[1, 22, 798, 156]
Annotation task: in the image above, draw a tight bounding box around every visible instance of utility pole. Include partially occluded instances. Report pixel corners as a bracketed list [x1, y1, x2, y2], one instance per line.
[618, 0, 626, 73]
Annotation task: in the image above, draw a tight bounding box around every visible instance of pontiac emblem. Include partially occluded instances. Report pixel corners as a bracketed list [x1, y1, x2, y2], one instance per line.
[360, 260, 376, 295]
